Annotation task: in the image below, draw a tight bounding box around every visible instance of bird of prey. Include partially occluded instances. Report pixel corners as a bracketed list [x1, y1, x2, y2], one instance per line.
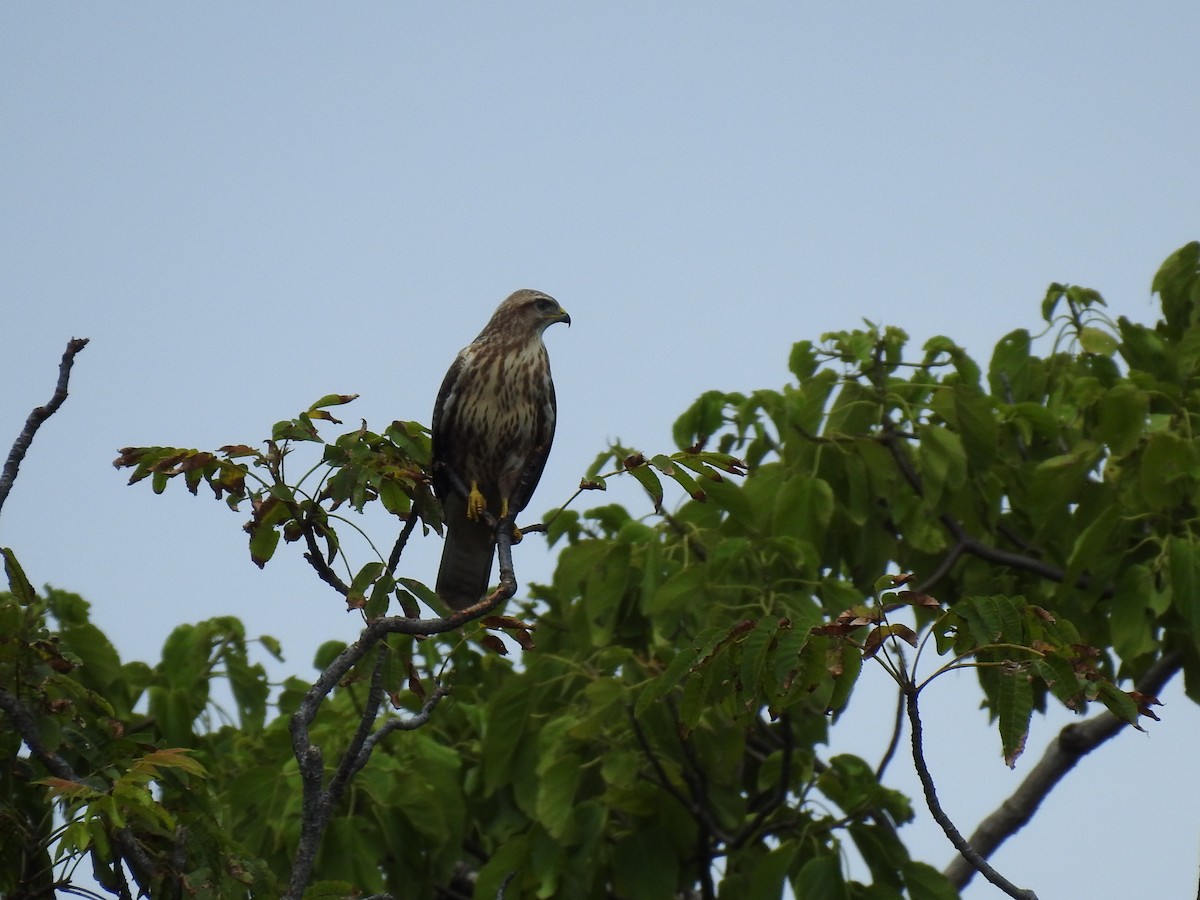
[431, 289, 571, 609]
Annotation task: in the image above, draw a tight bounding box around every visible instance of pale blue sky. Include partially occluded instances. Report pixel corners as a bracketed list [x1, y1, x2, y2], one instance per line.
[3, 6, 1198, 897]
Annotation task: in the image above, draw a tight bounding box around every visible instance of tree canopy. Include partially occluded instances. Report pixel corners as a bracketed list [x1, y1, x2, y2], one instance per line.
[4, 242, 1200, 899]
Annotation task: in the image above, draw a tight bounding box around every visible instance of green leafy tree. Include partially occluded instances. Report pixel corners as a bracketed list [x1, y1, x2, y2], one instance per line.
[3, 242, 1199, 899]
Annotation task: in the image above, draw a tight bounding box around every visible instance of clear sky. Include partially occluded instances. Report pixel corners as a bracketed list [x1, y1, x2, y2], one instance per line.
[3, 6, 1198, 897]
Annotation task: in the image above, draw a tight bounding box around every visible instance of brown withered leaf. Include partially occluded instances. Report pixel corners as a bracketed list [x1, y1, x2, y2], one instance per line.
[479, 634, 508, 656]
[810, 622, 858, 637]
[835, 605, 880, 626]
[888, 573, 915, 586]
[899, 590, 941, 609]
[307, 409, 343, 424]
[1128, 691, 1162, 721]
[483, 615, 532, 631]
[623, 452, 646, 469]
[511, 630, 536, 651]
[1028, 605, 1057, 623]
[112, 447, 145, 468]
[862, 628, 885, 660]
[406, 658, 427, 700]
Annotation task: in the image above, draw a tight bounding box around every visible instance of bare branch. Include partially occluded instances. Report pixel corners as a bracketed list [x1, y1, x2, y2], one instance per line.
[386, 511, 420, 574]
[283, 548, 513, 900]
[945, 651, 1182, 889]
[906, 685, 1039, 899]
[0, 337, 89, 517]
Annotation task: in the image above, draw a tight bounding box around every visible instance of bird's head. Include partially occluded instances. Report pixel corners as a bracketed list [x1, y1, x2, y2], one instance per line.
[487, 289, 571, 337]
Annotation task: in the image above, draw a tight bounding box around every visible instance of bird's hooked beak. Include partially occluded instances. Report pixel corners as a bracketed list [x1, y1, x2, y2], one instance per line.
[558, 309, 572, 327]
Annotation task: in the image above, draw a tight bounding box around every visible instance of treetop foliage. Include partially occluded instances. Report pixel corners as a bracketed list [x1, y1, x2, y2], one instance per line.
[3, 242, 1199, 898]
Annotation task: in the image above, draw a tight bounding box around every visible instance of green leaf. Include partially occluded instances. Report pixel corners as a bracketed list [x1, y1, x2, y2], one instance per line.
[1033, 655, 1083, 712]
[1152, 240, 1200, 331]
[997, 666, 1033, 768]
[1110, 564, 1159, 663]
[903, 860, 960, 900]
[248, 524, 280, 568]
[536, 752, 582, 840]
[651, 453, 707, 501]
[635, 646, 700, 716]
[773, 475, 834, 549]
[310, 393, 359, 409]
[743, 843, 797, 900]
[348, 561, 385, 610]
[1168, 536, 1200, 651]
[1094, 681, 1141, 728]
[2, 547, 36, 606]
[397, 576, 440, 609]
[1079, 326, 1119, 356]
[483, 682, 533, 794]
[989, 328, 1033, 401]
[476, 836, 531, 900]
[793, 854, 848, 900]
[1094, 381, 1148, 455]
[673, 389, 728, 449]
[613, 829, 681, 900]
[789, 340, 818, 380]
[1041, 283, 1067, 322]
[951, 386, 998, 472]
[918, 424, 967, 507]
[1137, 432, 1197, 510]
[627, 463, 664, 510]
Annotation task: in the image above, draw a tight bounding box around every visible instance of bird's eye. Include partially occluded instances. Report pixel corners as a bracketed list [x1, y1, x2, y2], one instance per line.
[535, 297, 558, 314]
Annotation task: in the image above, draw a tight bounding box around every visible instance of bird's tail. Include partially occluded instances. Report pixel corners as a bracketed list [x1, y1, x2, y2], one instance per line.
[436, 512, 496, 610]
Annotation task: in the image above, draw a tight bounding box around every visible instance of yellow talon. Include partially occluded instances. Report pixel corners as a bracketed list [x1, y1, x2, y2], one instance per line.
[499, 497, 522, 541]
[466, 481, 488, 521]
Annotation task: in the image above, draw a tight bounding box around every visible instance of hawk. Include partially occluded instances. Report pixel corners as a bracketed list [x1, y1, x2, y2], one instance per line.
[431, 289, 571, 609]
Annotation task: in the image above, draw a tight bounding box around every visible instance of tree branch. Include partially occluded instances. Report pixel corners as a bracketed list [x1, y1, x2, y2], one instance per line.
[880, 421, 1111, 596]
[0, 337, 89, 517]
[906, 685, 1038, 899]
[944, 651, 1182, 889]
[283, 580, 507, 899]
[0, 687, 164, 892]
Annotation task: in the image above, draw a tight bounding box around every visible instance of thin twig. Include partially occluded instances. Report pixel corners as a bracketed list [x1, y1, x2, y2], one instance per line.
[386, 512, 420, 574]
[0, 337, 89, 517]
[906, 685, 1038, 899]
[875, 684, 905, 781]
[879, 421, 1111, 596]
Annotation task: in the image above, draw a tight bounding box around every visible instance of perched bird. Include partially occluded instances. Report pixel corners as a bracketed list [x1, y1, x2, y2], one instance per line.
[431, 289, 571, 609]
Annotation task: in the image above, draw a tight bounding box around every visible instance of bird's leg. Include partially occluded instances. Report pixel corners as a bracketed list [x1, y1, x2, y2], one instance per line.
[466, 480, 488, 522]
[500, 497, 523, 544]
[439, 465, 498, 529]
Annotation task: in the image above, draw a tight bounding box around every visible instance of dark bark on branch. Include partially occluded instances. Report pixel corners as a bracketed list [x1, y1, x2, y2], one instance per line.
[906, 686, 1038, 900]
[0, 337, 88, 517]
[880, 422, 1114, 599]
[944, 651, 1183, 889]
[284, 525, 517, 900]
